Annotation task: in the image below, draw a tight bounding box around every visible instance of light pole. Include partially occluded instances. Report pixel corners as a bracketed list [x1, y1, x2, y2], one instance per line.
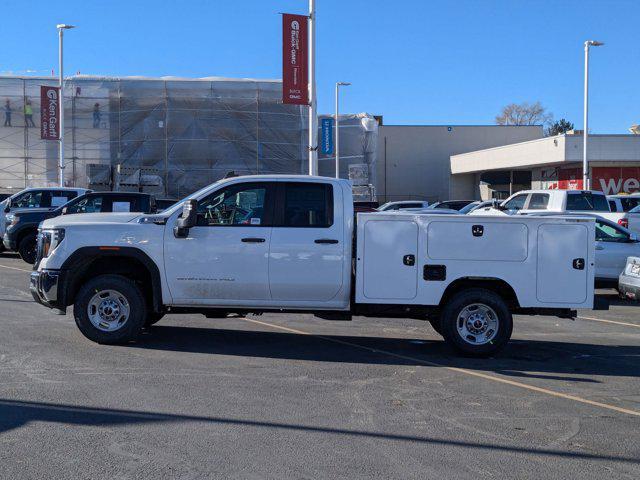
[583, 39, 604, 190]
[307, 0, 317, 175]
[56, 23, 75, 187]
[334, 81, 350, 178]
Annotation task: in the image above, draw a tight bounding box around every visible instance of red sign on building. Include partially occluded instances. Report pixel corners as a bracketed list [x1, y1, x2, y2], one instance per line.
[40, 85, 61, 140]
[282, 13, 308, 105]
[546, 166, 640, 194]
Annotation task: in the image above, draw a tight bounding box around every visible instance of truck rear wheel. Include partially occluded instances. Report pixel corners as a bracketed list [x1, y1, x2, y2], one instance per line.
[73, 274, 147, 344]
[18, 232, 38, 264]
[440, 288, 512, 357]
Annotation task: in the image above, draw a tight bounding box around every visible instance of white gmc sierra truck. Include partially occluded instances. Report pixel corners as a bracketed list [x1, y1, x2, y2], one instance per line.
[30, 175, 604, 357]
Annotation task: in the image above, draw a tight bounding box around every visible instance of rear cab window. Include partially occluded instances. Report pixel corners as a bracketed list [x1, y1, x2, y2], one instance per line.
[566, 192, 610, 211]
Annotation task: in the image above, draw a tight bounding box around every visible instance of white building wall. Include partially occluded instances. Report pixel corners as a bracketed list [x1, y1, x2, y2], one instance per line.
[376, 125, 543, 203]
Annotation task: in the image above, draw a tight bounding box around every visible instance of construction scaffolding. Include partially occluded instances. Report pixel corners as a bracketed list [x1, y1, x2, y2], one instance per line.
[0, 75, 377, 199]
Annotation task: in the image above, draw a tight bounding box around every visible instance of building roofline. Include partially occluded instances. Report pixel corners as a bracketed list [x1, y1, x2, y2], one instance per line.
[380, 124, 543, 128]
[0, 74, 282, 83]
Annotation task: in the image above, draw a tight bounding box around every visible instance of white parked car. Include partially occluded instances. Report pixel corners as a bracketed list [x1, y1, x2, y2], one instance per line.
[31, 175, 603, 357]
[376, 200, 429, 211]
[470, 189, 640, 233]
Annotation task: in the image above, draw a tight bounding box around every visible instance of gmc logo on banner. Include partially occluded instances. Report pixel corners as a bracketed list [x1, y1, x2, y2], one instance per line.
[282, 13, 308, 105]
[40, 85, 60, 140]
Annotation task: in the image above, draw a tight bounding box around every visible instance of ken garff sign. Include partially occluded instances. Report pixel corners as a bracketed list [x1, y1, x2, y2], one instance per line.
[40, 85, 61, 140]
[321, 118, 333, 155]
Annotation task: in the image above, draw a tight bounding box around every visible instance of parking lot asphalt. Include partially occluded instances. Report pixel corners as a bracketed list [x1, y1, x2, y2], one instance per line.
[0, 253, 639, 479]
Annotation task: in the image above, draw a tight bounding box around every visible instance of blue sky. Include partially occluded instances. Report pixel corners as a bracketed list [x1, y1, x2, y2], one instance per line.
[1, 0, 638, 132]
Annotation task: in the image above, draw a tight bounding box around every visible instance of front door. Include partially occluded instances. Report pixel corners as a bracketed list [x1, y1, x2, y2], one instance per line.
[164, 182, 274, 305]
[268, 181, 345, 303]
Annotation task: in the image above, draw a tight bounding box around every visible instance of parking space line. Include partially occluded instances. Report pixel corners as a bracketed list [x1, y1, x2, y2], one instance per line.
[240, 317, 640, 418]
[578, 315, 640, 329]
[0, 263, 32, 273]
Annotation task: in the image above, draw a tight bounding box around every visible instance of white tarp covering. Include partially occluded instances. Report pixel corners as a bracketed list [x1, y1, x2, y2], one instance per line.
[0, 75, 378, 199]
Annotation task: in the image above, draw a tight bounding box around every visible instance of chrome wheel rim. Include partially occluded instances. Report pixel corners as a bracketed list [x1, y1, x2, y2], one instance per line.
[87, 289, 130, 332]
[456, 303, 499, 345]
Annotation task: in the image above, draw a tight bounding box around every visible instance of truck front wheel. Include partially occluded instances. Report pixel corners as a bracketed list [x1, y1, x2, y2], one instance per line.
[440, 288, 513, 357]
[73, 274, 147, 344]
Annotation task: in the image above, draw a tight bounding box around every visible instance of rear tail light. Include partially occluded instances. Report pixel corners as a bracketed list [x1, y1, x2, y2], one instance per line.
[618, 218, 629, 229]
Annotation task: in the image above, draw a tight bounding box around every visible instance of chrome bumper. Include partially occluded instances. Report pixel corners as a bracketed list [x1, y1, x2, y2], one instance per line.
[30, 270, 63, 310]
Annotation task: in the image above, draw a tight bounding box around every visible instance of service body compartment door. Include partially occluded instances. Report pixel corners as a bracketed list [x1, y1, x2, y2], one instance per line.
[362, 220, 418, 300]
[537, 224, 589, 303]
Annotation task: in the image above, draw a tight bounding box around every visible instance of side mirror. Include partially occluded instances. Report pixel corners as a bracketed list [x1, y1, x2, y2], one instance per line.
[174, 199, 198, 238]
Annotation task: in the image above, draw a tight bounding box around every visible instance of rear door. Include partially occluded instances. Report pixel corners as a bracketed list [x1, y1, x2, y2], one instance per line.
[537, 223, 590, 303]
[268, 181, 345, 302]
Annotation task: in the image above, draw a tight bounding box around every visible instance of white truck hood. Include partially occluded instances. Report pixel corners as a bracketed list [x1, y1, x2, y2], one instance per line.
[40, 212, 144, 229]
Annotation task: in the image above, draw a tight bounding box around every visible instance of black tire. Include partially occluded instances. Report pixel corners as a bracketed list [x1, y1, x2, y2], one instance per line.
[18, 232, 37, 264]
[440, 288, 513, 357]
[144, 311, 165, 327]
[73, 274, 147, 344]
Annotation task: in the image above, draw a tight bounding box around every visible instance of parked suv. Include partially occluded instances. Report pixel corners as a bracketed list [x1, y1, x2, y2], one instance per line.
[0, 187, 88, 253]
[3, 192, 157, 263]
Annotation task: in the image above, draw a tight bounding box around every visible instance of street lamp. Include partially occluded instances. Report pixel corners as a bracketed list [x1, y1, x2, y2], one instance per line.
[56, 24, 75, 187]
[334, 81, 351, 178]
[583, 40, 604, 190]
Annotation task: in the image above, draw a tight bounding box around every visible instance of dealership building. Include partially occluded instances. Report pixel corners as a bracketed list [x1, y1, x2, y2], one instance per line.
[450, 132, 640, 199]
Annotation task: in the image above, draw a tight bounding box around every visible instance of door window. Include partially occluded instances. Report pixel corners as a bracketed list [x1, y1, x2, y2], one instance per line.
[528, 193, 550, 210]
[620, 198, 640, 212]
[281, 182, 333, 227]
[66, 196, 104, 214]
[197, 183, 269, 226]
[502, 194, 528, 211]
[595, 221, 629, 243]
[13, 191, 45, 208]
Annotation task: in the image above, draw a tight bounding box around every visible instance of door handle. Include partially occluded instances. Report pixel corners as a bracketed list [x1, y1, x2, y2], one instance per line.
[241, 237, 265, 243]
[315, 239, 339, 244]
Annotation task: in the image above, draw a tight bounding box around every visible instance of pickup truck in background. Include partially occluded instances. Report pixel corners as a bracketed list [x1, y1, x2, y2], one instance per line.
[471, 189, 640, 233]
[30, 175, 602, 357]
[0, 187, 89, 253]
[3, 192, 157, 264]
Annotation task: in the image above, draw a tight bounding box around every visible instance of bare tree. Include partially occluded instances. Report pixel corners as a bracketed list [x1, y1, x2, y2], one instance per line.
[495, 101, 553, 126]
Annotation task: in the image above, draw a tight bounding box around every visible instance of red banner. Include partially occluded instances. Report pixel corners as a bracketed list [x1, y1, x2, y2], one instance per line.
[282, 13, 308, 105]
[546, 166, 640, 193]
[40, 85, 60, 140]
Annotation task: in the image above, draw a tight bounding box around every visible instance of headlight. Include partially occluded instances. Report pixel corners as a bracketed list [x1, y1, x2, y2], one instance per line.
[40, 228, 65, 258]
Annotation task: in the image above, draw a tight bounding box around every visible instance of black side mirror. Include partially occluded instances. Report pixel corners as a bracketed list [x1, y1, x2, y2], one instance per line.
[174, 199, 198, 238]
